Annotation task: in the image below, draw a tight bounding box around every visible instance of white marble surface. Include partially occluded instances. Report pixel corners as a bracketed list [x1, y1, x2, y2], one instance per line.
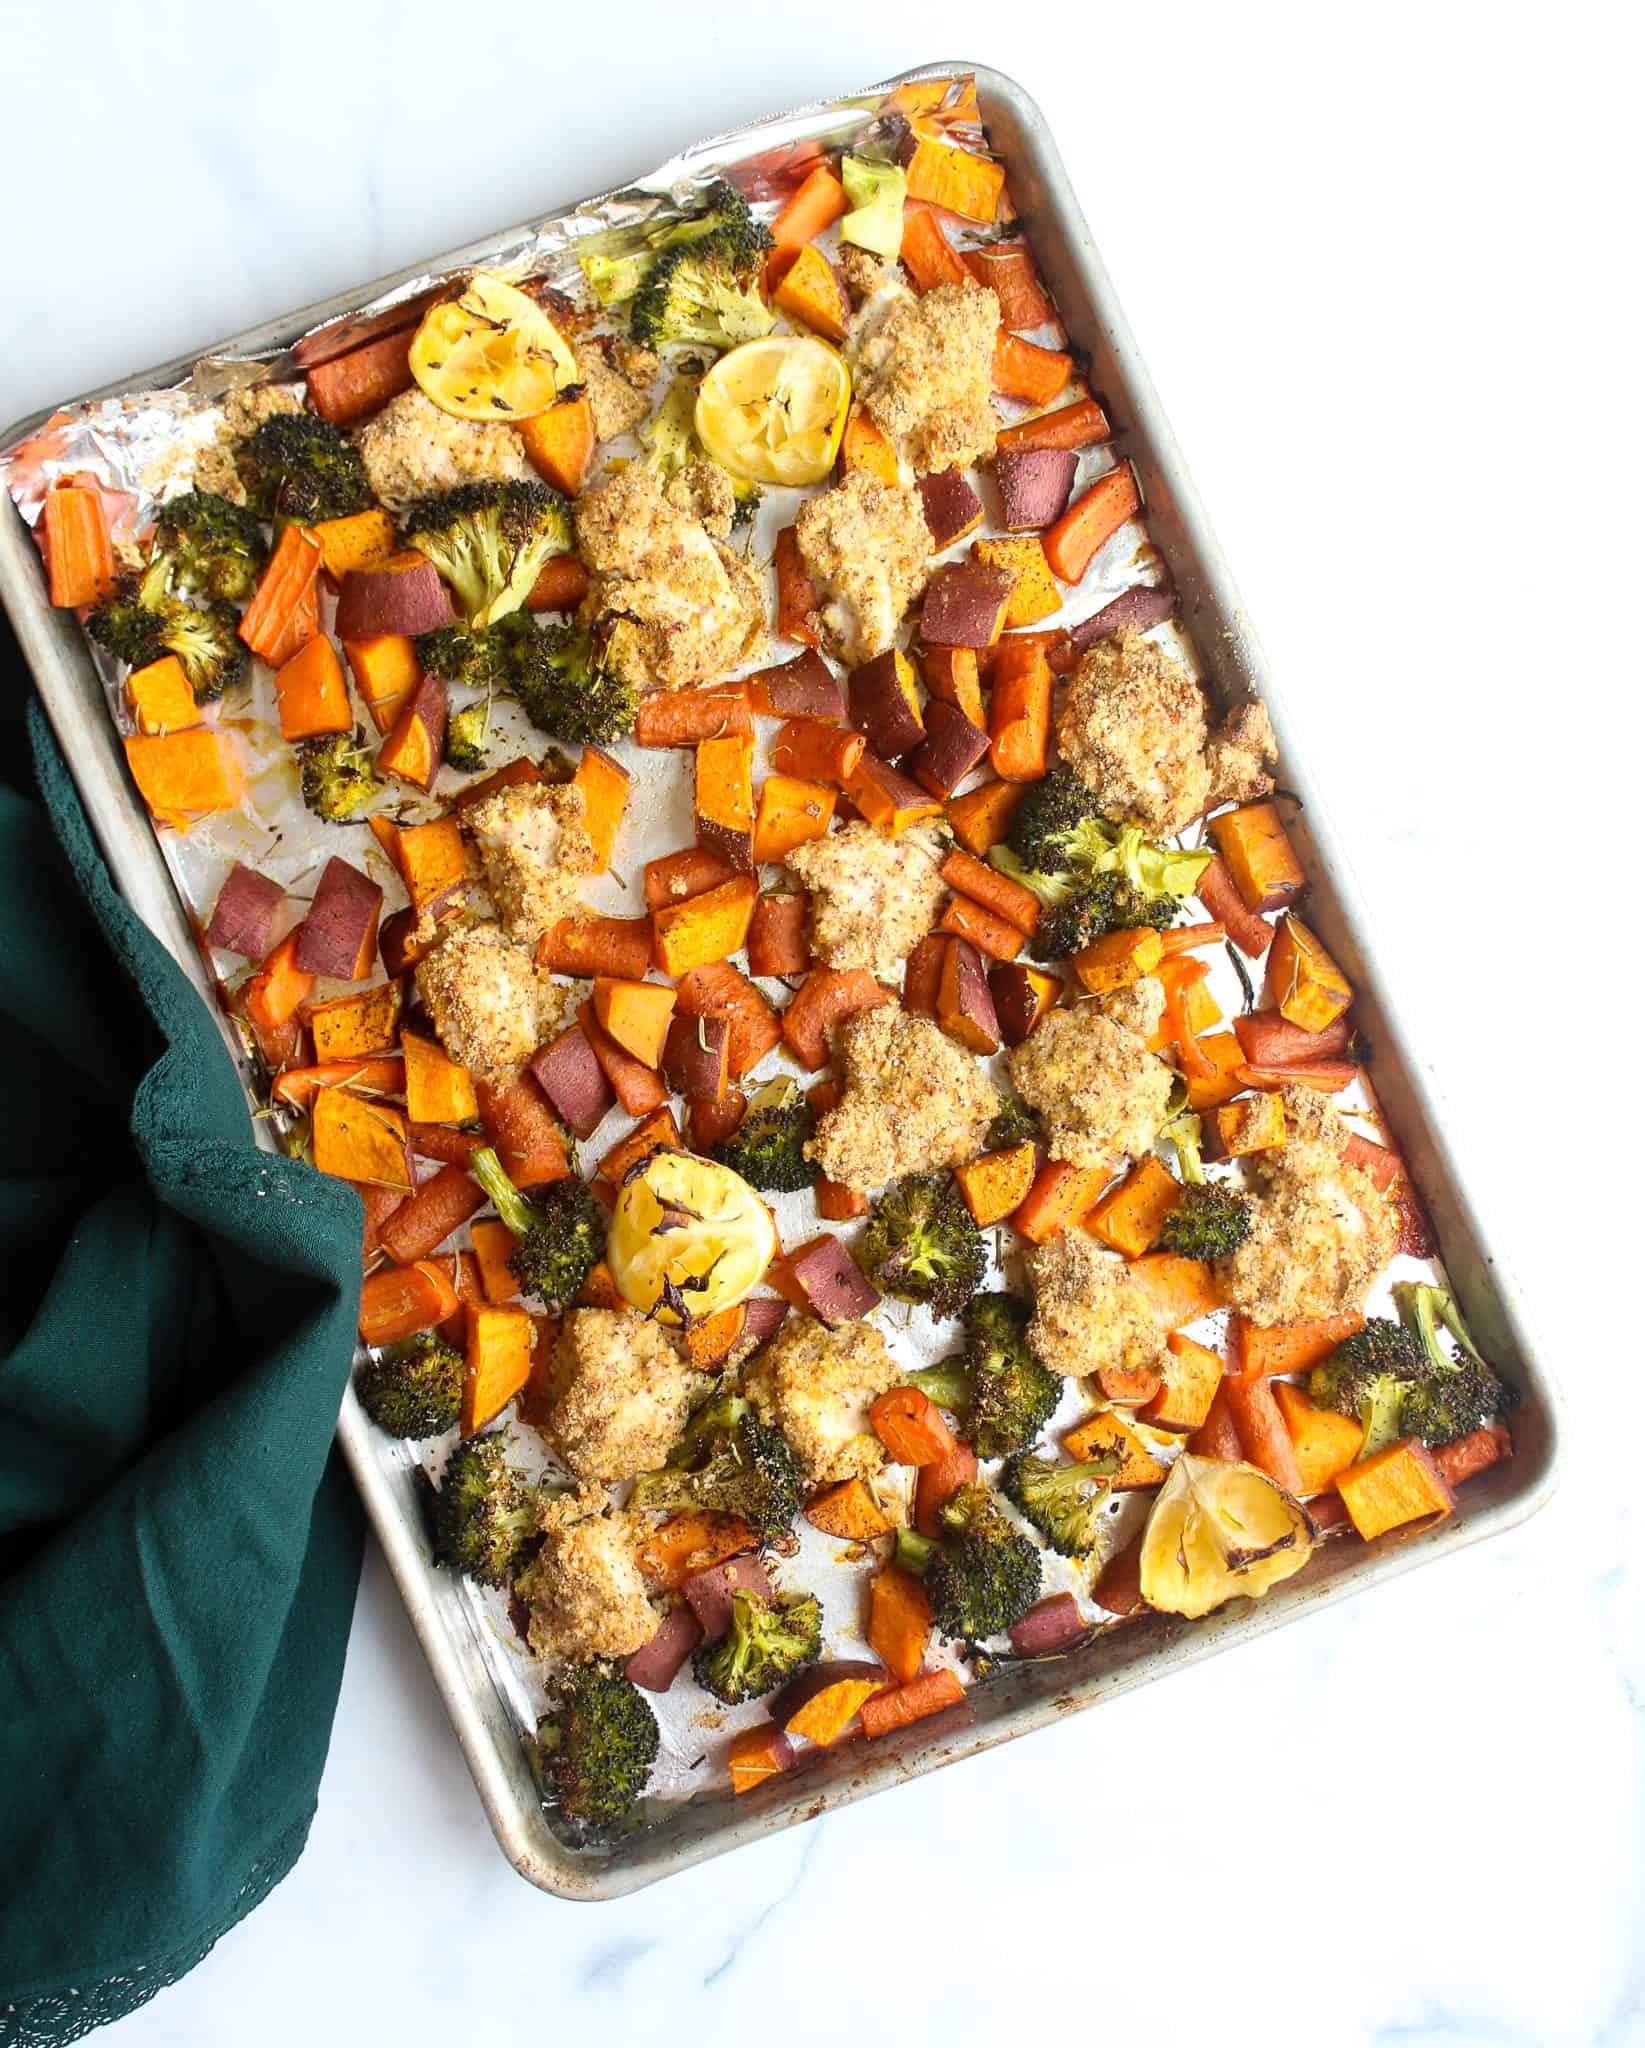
[6, 2, 1641, 2042]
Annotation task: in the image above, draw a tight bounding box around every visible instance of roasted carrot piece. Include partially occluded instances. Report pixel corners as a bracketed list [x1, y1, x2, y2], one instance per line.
[870, 1387, 959, 1467]
[577, 998, 668, 1116]
[525, 554, 591, 613]
[306, 328, 416, 427]
[860, 1667, 967, 1740]
[992, 332, 1073, 406]
[642, 847, 738, 913]
[988, 638, 1053, 781]
[377, 1163, 486, 1265]
[901, 932, 950, 1019]
[996, 398, 1112, 455]
[1043, 465, 1142, 585]
[964, 242, 1054, 328]
[771, 717, 865, 785]
[939, 893, 1026, 962]
[1431, 1421, 1512, 1489]
[271, 1054, 404, 1109]
[774, 527, 821, 647]
[357, 1259, 460, 1346]
[240, 525, 322, 663]
[634, 686, 752, 749]
[1187, 1382, 1245, 1463]
[898, 205, 975, 292]
[766, 162, 849, 275]
[536, 915, 655, 981]
[43, 485, 116, 607]
[939, 847, 1041, 935]
[747, 891, 810, 977]
[1225, 1371, 1305, 1494]
[1233, 1311, 1366, 1379]
[1196, 855, 1275, 958]
[476, 1072, 570, 1189]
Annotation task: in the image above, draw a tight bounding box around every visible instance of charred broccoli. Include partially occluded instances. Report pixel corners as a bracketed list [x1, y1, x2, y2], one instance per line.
[507, 619, 638, 746]
[1008, 768, 1116, 878]
[532, 1663, 659, 1832]
[925, 1483, 1042, 1641]
[415, 622, 506, 693]
[355, 1329, 464, 1439]
[153, 490, 267, 601]
[1002, 1451, 1120, 1556]
[692, 1589, 822, 1705]
[432, 1434, 543, 1586]
[628, 1392, 802, 1541]
[907, 1291, 1061, 1459]
[712, 1079, 815, 1193]
[984, 1095, 1042, 1151]
[861, 1173, 985, 1320]
[236, 411, 373, 528]
[585, 182, 775, 354]
[470, 1146, 605, 1309]
[401, 481, 575, 629]
[296, 728, 381, 822]
[1156, 1180, 1253, 1260]
[443, 698, 493, 772]
[87, 555, 247, 701]
[1309, 1282, 1510, 1457]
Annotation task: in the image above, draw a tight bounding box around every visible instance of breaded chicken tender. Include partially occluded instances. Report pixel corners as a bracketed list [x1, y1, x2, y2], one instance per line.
[1097, 974, 1166, 1040]
[516, 1484, 655, 1663]
[1057, 633, 1278, 837]
[808, 1004, 1001, 1195]
[839, 244, 892, 305]
[1007, 1004, 1173, 1176]
[548, 1308, 701, 1484]
[784, 822, 946, 982]
[573, 339, 654, 441]
[354, 389, 529, 512]
[465, 780, 595, 946]
[742, 1315, 901, 1485]
[793, 471, 932, 665]
[183, 382, 307, 502]
[1028, 1230, 1168, 1382]
[575, 467, 764, 691]
[414, 922, 564, 1083]
[1217, 1085, 1397, 1326]
[663, 460, 735, 537]
[858, 283, 1001, 475]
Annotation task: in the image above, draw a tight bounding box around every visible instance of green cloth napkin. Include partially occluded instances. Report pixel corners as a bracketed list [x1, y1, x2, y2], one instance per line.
[0, 627, 367, 2048]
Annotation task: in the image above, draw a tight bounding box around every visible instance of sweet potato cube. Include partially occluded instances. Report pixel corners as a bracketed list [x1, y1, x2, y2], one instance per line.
[1267, 915, 1353, 1035]
[1209, 802, 1306, 914]
[1334, 1438, 1455, 1540]
[1272, 1380, 1365, 1496]
[309, 508, 401, 580]
[848, 648, 925, 759]
[910, 699, 991, 799]
[1073, 926, 1165, 994]
[990, 960, 1059, 1044]
[784, 1676, 886, 1748]
[298, 856, 383, 980]
[727, 1725, 794, 1796]
[838, 404, 901, 486]
[919, 559, 1015, 648]
[469, 1217, 521, 1305]
[1087, 1154, 1181, 1258]
[973, 536, 1061, 628]
[127, 655, 199, 735]
[662, 1011, 730, 1102]
[1216, 1090, 1288, 1156]
[695, 732, 756, 872]
[594, 1105, 680, 1187]
[378, 673, 447, 791]
[310, 1087, 411, 1190]
[743, 650, 845, 722]
[916, 469, 985, 550]
[308, 982, 402, 1062]
[1141, 1332, 1226, 1434]
[919, 642, 984, 728]
[1062, 1409, 1169, 1489]
[396, 815, 469, 915]
[902, 136, 1005, 222]
[344, 635, 421, 734]
[946, 777, 1022, 857]
[673, 961, 783, 1079]
[868, 1564, 932, 1685]
[684, 1303, 747, 1372]
[936, 934, 1000, 1054]
[772, 243, 849, 341]
[651, 875, 757, 976]
[634, 1510, 756, 1588]
[751, 773, 835, 863]
[592, 978, 677, 1069]
[573, 746, 630, 872]
[518, 394, 597, 495]
[954, 1141, 1037, 1228]
[401, 1029, 478, 1126]
[1186, 1030, 1247, 1112]
[461, 1303, 535, 1435]
[805, 1478, 897, 1542]
[771, 1234, 880, 1325]
[1132, 1251, 1223, 1329]
[1011, 1159, 1109, 1243]
[841, 752, 943, 834]
[123, 730, 242, 825]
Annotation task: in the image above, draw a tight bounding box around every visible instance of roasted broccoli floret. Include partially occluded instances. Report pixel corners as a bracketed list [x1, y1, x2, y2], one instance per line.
[692, 1589, 822, 1705]
[1160, 1102, 1205, 1184]
[1007, 768, 1116, 878]
[907, 1291, 1061, 1459]
[627, 189, 776, 354]
[355, 1329, 464, 1439]
[1032, 873, 1178, 962]
[87, 555, 248, 702]
[1310, 1283, 1509, 1458]
[443, 698, 493, 772]
[506, 618, 638, 746]
[729, 479, 762, 530]
[629, 1392, 802, 1541]
[470, 1146, 605, 1309]
[1002, 1451, 1120, 1556]
[236, 411, 373, 528]
[861, 1173, 985, 1320]
[152, 490, 268, 601]
[532, 1663, 659, 1832]
[1156, 1180, 1253, 1260]
[415, 622, 507, 693]
[401, 481, 575, 630]
[712, 1078, 815, 1193]
[296, 728, 381, 822]
[925, 1483, 1042, 1641]
[984, 1095, 1041, 1151]
[432, 1434, 543, 1586]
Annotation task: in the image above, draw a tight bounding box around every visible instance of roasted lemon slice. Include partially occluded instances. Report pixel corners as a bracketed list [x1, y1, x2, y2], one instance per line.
[1138, 1455, 1315, 1620]
[409, 272, 577, 423]
[694, 334, 851, 487]
[607, 1150, 777, 1325]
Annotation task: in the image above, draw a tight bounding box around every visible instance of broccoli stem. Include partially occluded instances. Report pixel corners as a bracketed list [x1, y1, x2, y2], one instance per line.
[470, 1145, 538, 1239]
[1395, 1281, 1488, 1374]
[895, 1530, 936, 1577]
[905, 1364, 972, 1414]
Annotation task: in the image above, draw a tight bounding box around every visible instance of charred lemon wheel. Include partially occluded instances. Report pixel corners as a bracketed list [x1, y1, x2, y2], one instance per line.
[694, 334, 851, 487]
[1138, 1454, 1315, 1619]
[607, 1150, 778, 1325]
[409, 272, 577, 423]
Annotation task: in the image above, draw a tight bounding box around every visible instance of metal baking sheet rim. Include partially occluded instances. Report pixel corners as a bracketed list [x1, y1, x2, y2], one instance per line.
[0, 60, 1564, 1902]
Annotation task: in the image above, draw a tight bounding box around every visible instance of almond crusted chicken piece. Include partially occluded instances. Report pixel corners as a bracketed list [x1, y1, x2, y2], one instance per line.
[414, 922, 564, 1084]
[1007, 1004, 1173, 1177]
[857, 283, 1001, 475]
[1027, 1230, 1169, 1382]
[1057, 633, 1278, 837]
[784, 822, 946, 982]
[1097, 974, 1167, 1040]
[353, 388, 529, 512]
[464, 780, 595, 947]
[573, 338, 655, 441]
[575, 466, 764, 691]
[516, 1484, 656, 1663]
[742, 1315, 901, 1486]
[548, 1308, 702, 1485]
[808, 1004, 1001, 1195]
[792, 471, 932, 665]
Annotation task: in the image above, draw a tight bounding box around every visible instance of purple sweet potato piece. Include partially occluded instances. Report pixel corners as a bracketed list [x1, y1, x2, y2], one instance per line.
[748, 651, 846, 721]
[296, 856, 383, 979]
[625, 1604, 703, 1692]
[206, 862, 285, 959]
[941, 935, 1000, 1053]
[848, 649, 925, 760]
[530, 1025, 615, 1141]
[683, 1554, 773, 1639]
[768, 1659, 889, 1726]
[907, 698, 990, 798]
[916, 469, 984, 550]
[785, 1236, 879, 1326]
[333, 561, 455, 638]
[918, 560, 1016, 649]
[990, 961, 1056, 1046]
[1070, 582, 1177, 648]
[994, 448, 1078, 531]
[662, 1012, 730, 1101]
[741, 1297, 789, 1348]
[1007, 1592, 1091, 1658]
